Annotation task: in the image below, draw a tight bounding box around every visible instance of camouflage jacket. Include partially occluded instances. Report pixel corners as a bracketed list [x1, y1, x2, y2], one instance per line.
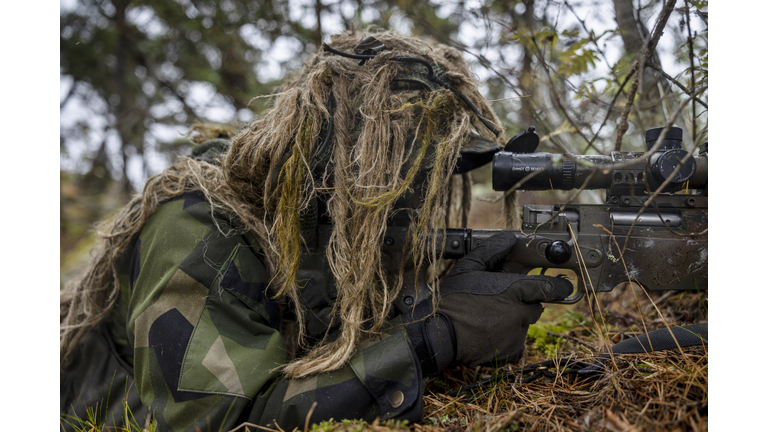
[62, 191, 424, 432]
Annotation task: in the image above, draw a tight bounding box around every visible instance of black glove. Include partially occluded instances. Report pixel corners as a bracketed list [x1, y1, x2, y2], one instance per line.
[405, 232, 572, 374]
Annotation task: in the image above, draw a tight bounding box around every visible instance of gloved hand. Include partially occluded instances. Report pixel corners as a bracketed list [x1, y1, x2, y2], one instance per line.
[404, 232, 573, 374]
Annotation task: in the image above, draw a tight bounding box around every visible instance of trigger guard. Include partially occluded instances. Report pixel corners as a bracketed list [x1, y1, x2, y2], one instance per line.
[544, 284, 585, 304]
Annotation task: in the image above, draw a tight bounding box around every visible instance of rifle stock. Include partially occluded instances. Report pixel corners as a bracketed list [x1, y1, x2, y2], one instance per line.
[384, 195, 707, 312]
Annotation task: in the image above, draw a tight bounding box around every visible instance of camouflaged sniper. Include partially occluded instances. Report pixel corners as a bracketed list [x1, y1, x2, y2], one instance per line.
[61, 30, 506, 432]
[61, 192, 425, 431]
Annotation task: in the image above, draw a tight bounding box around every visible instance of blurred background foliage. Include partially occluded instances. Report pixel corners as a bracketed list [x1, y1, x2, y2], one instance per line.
[60, 0, 708, 284]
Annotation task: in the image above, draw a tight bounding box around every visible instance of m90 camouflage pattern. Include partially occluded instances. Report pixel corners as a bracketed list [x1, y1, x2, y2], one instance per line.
[387, 126, 708, 312]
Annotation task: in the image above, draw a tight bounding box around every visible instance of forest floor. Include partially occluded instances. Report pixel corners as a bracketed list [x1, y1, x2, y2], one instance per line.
[421, 289, 707, 432]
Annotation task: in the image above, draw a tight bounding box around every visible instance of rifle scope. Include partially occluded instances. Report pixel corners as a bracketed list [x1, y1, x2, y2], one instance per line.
[492, 126, 707, 195]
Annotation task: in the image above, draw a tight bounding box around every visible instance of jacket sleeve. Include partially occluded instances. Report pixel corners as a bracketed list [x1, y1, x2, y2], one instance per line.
[125, 192, 423, 432]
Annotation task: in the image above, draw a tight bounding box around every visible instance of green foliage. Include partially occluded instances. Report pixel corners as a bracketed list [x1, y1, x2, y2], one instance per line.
[528, 311, 590, 358]
[60, 0, 316, 196]
[310, 418, 410, 432]
[61, 0, 709, 194]
[689, 0, 708, 10]
[558, 40, 598, 76]
[60, 399, 157, 432]
[428, 415, 467, 427]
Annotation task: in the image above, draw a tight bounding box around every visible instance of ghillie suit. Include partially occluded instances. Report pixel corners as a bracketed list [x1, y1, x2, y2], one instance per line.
[60, 30, 505, 382]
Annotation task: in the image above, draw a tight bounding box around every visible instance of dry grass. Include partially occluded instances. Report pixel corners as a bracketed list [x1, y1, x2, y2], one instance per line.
[407, 287, 708, 432]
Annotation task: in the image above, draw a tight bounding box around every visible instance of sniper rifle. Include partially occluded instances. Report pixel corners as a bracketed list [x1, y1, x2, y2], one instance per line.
[385, 125, 708, 312]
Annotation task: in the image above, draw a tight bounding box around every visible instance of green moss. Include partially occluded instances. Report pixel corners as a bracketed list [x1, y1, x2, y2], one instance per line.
[499, 420, 520, 432]
[310, 418, 410, 432]
[528, 311, 590, 358]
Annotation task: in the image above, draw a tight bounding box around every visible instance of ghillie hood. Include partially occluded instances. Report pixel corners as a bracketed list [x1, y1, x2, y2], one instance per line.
[60, 30, 505, 378]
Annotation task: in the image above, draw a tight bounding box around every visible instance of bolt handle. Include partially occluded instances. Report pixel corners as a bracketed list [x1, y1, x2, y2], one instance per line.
[545, 240, 572, 265]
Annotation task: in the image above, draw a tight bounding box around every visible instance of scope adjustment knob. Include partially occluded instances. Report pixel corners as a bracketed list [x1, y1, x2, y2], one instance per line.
[545, 241, 572, 265]
[651, 149, 697, 186]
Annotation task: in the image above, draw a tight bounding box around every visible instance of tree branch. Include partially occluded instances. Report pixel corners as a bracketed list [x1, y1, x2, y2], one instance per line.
[614, 0, 677, 151]
[644, 61, 707, 109]
[524, 25, 599, 153]
[685, 0, 697, 145]
[60, 80, 80, 109]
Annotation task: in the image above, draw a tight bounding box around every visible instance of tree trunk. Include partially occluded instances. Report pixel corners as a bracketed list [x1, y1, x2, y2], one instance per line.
[514, 0, 537, 130]
[314, 0, 323, 47]
[113, 0, 139, 198]
[612, 0, 664, 122]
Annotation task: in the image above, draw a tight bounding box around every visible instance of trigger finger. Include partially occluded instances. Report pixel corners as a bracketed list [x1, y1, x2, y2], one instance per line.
[511, 275, 574, 303]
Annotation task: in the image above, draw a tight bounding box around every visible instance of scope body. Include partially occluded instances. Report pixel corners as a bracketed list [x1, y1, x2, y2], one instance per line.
[492, 151, 707, 198]
[492, 125, 707, 200]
